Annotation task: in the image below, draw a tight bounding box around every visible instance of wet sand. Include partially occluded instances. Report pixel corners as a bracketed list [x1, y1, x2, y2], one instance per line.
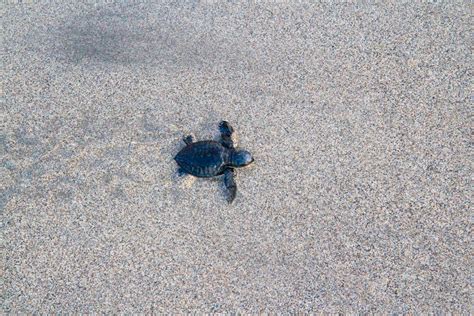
[2, 1, 471, 313]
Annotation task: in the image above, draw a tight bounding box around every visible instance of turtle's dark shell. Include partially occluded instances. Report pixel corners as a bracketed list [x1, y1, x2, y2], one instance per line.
[174, 140, 229, 177]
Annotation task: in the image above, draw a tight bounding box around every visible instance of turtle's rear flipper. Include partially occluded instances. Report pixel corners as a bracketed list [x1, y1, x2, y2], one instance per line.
[177, 167, 188, 177]
[183, 135, 195, 145]
[219, 121, 234, 148]
[224, 168, 237, 203]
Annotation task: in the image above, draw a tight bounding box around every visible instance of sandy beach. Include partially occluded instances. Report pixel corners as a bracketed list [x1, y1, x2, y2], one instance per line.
[2, 1, 471, 313]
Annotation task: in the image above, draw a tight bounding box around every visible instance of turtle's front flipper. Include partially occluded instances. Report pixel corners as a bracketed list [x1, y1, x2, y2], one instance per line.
[219, 121, 234, 149]
[224, 168, 237, 203]
[183, 135, 195, 145]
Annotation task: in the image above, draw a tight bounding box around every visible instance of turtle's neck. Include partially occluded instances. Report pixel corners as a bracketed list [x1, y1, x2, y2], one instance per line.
[223, 147, 234, 166]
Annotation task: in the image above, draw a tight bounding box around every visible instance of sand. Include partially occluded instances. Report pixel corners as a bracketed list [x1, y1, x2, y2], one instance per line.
[2, 1, 471, 313]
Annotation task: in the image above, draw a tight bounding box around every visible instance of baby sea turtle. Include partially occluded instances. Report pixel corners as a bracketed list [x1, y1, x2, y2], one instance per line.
[174, 121, 254, 203]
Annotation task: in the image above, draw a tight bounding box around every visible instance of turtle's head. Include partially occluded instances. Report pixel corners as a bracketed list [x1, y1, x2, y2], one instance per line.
[231, 150, 254, 167]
